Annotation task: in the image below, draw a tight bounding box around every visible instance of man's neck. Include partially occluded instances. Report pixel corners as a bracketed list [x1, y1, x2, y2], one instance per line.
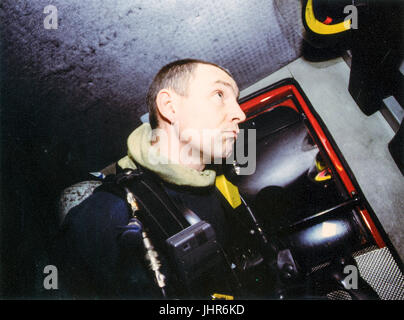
[151, 124, 206, 172]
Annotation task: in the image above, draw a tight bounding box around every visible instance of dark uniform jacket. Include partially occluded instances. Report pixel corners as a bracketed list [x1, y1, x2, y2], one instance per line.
[55, 123, 235, 299]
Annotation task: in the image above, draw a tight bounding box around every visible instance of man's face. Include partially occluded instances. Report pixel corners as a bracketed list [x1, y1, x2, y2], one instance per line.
[174, 64, 246, 162]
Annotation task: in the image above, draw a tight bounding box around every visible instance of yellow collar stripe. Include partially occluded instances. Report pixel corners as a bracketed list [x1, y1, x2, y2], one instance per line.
[215, 175, 242, 209]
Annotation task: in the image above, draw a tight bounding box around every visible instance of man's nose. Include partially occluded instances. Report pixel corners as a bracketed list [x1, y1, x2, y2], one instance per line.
[230, 100, 246, 124]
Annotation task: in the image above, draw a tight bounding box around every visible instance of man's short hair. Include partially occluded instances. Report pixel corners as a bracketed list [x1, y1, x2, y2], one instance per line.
[146, 58, 233, 129]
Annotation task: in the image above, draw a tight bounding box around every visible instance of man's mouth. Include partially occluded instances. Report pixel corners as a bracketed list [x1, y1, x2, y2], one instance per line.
[223, 128, 239, 139]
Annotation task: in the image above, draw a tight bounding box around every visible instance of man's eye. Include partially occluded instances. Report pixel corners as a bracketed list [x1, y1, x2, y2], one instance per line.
[216, 91, 224, 99]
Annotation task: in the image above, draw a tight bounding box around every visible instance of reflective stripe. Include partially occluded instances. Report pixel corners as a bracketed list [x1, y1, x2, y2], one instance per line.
[304, 0, 351, 35]
[215, 175, 242, 209]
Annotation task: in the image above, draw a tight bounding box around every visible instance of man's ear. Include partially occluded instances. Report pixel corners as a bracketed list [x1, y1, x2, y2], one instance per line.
[155, 89, 177, 125]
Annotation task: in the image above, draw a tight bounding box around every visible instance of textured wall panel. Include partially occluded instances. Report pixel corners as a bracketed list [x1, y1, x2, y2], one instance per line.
[1, 0, 303, 173]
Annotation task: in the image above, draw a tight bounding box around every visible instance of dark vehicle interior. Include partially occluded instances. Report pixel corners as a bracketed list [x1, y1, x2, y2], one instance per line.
[220, 79, 385, 299]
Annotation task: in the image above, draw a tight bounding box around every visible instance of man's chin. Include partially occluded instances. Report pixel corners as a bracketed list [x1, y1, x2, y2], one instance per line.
[208, 150, 234, 165]
[200, 140, 235, 164]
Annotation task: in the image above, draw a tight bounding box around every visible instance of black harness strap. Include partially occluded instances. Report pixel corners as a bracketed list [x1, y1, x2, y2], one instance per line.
[94, 163, 190, 247]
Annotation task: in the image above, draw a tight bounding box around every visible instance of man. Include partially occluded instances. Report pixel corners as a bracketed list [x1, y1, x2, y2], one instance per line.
[56, 59, 247, 299]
